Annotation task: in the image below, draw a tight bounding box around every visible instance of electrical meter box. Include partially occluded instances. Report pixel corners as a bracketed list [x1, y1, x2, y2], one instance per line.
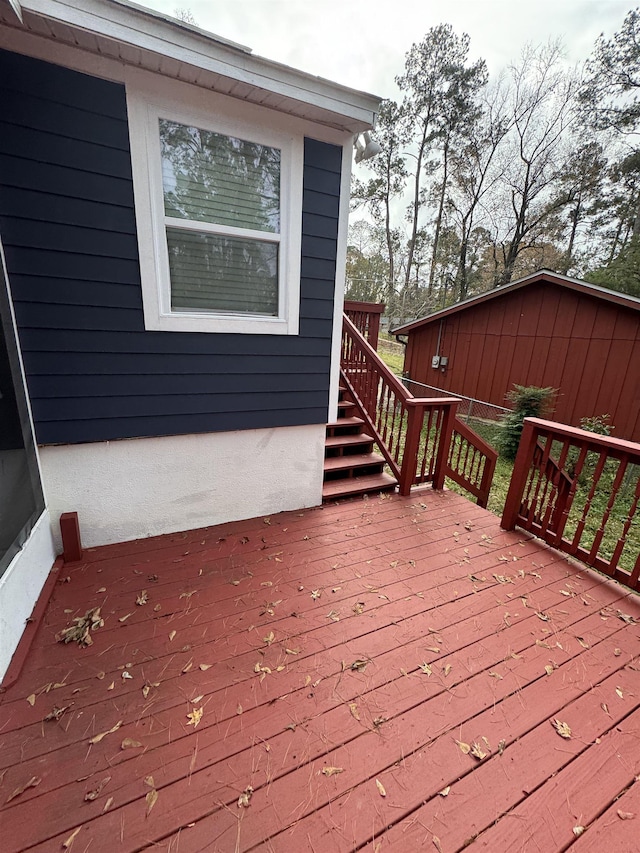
[431, 355, 440, 368]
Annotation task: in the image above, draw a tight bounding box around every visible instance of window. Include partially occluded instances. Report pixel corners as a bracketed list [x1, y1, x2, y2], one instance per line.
[128, 89, 303, 334]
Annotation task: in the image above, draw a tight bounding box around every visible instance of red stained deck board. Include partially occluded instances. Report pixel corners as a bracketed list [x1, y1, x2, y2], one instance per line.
[1, 490, 639, 853]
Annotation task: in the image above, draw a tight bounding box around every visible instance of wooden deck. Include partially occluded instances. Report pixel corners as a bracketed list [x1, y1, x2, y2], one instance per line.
[1, 490, 639, 852]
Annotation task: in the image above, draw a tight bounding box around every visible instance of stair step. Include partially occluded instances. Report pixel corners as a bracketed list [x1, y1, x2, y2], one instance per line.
[324, 432, 374, 450]
[326, 416, 365, 435]
[323, 452, 385, 473]
[322, 472, 397, 500]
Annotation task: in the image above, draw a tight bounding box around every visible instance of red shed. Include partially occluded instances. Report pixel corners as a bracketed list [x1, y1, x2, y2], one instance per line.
[392, 270, 640, 441]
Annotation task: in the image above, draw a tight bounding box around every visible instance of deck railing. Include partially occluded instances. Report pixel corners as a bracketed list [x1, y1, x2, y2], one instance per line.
[341, 314, 497, 504]
[344, 300, 384, 351]
[502, 417, 640, 592]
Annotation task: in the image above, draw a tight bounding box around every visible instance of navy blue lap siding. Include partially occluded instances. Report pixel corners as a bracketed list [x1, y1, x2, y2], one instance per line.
[0, 49, 343, 445]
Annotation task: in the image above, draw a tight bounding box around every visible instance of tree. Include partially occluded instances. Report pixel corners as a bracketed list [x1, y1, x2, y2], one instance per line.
[580, 9, 640, 135]
[494, 42, 578, 285]
[351, 100, 407, 301]
[395, 25, 488, 292]
[447, 79, 513, 299]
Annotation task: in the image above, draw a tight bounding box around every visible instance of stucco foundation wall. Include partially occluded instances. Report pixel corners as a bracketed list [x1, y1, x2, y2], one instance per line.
[0, 511, 57, 680]
[39, 424, 326, 551]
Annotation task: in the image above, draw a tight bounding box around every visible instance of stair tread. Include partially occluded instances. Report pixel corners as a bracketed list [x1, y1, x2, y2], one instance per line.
[324, 433, 374, 448]
[323, 452, 385, 472]
[326, 417, 364, 429]
[323, 472, 397, 500]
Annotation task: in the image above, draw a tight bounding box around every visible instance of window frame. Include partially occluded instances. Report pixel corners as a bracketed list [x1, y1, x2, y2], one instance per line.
[127, 87, 303, 335]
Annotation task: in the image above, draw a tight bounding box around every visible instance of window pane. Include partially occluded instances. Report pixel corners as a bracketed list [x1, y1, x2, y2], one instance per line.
[160, 119, 280, 233]
[167, 227, 279, 316]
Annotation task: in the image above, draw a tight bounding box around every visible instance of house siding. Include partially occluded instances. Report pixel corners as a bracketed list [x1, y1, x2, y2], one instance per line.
[404, 280, 640, 442]
[0, 49, 341, 445]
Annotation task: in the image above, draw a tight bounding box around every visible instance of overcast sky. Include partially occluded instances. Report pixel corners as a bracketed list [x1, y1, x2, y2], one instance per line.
[142, 0, 632, 99]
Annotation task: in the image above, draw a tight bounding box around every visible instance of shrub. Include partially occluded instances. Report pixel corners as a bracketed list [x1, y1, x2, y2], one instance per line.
[497, 384, 556, 461]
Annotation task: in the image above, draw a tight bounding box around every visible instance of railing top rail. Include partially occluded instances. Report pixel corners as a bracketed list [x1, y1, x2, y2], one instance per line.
[344, 300, 385, 314]
[407, 397, 462, 408]
[524, 417, 640, 457]
[343, 314, 412, 400]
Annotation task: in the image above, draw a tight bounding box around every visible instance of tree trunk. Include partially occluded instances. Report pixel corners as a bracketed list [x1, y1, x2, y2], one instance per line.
[428, 134, 450, 294]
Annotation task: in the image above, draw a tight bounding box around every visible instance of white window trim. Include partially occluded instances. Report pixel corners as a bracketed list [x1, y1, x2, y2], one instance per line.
[127, 87, 303, 335]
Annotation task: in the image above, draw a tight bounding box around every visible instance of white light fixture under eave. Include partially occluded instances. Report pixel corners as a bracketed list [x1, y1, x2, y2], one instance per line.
[354, 131, 382, 163]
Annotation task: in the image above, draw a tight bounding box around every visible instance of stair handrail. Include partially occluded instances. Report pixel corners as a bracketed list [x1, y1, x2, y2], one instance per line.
[341, 313, 498, 505]
[341, 313, 460, 495]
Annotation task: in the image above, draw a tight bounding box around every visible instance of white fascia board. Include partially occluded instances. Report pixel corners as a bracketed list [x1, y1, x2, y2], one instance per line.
[20, 0, 381, 130]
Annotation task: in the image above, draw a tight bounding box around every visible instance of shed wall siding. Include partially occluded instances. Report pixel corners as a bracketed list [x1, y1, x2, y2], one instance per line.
[405, 282, 640, 442]
[0, 49, 341, 445]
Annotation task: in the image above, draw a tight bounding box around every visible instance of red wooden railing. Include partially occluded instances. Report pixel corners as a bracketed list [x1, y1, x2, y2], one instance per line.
[447, 418, 498, 509]
[502, 417, 640, 592]
[344, 301, 384, 350]
[341, 314, 497, 504]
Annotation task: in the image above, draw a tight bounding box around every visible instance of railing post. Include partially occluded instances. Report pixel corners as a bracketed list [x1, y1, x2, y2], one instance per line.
[369, 311, 381, 351]
[398, 402, 422, 496]
[433, 400, 458, 491]
[501, 418, 539, 529]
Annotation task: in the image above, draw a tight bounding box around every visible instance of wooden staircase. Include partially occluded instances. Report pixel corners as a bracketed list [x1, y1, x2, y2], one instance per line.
[322, 386, 397, 501]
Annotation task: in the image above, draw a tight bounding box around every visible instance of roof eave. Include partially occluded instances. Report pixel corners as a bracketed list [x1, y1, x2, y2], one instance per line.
[18, 0, 382, 132]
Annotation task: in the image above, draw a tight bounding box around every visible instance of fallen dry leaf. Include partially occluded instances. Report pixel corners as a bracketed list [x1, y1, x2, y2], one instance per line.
[353, 602, 365, 615]
[119, 613, 133, 623]
[544, 665, 555, 676]
[285, 648, 300, 655]
[199, 663, 212, 671]
[576, 637, 590, 649]
[263, 631, 275, 646]
[136, 590, 148, 606]
[103, 797, 113, 813]
[62, 826, 82, 849]
[321, 766, 344, 777]
[6, 775, 41, 803]
[617, 610, 637, 625]
[488, 671, 503, 680]
[187, 707, 203, 728]
[84, 776, 111, 801]
[327, 609, 340, 622]
[121, 739, 143, 750]
[470, 742, 487, 760]
[89, 720, 123, 745]
[311, 589, 321, 600]
[551, 719, 572, 739]
[419, 662, 432, 676]
[498, 739, 506, 755]
[616, 686, 624, 699]
[573, 825, 585, 837]
[443, 664, 452, 677]
[456, 740, 471, 755]
[375, 778, 386, 797]
[26, 693, 36, 707]
[56, 607, 104, 647]
[350, 659, 369, 673]
[349, 702, 361, 721]
[168, 630, 176, 642]
[617, 810, 636, 820]
[44, 704, 73, 722]
[433, 835, 443, 853]
[439, 786, 451, 797]
[145, 788, 158, 816]
[238, 785, 253, 808]
[536, 611, 550, 622]
[144, 776, 155, 788]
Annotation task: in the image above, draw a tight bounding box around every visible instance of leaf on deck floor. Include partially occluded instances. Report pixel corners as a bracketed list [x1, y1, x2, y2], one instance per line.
[26, 693, 36, 706]
[145, 788, 158, 816]
[327, 610, 340, 622]
[187, 707, 203, 728]
[44, 704, 73, 722]
[321, 766, 344, 777]
[551, 719, 572, 739]
[432, 835, 443, 853]
[6, 775, 41, 803]
[456, 740, 471, 755]
[199, 663, 212, 670]
[617, 810, 636, 820]
[56, 607, 104, 647]
[470, 742, 487, 760]
[263, 631, 275, 646]
[238, 786, 254, 807]
[311, 590, 321, 600]
[352, 602, 365, 615]
[121, 739, 143, 750]
[375, 778, 386, 797]
[119, 613, 133, 623]
[617, 610, 638, 624]
[573, 826, 585, 837]
[349, 702, 360, 721]
[84, 776, 111, 801]
[350, 659, 369, 673]
[62, 826, 82, 848]
[439, 786, 450, 797]
[89, 721, 123, 745]
[419, 662, 432, 676]
[136, 590, 148, 606]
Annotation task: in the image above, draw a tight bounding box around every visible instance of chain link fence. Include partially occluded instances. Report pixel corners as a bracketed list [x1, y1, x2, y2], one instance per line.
[402, 378, 511, 450]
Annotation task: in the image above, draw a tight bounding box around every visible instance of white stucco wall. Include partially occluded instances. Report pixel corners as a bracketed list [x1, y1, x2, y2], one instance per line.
[0, 511, 57, 680]
[39, 424, 326, 551]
